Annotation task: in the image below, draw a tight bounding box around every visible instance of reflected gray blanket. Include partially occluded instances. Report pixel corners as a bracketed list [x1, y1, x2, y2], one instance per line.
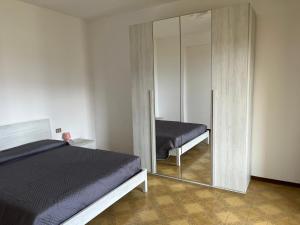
[156, 120, 207, 159]
[0, 140, 141, 225]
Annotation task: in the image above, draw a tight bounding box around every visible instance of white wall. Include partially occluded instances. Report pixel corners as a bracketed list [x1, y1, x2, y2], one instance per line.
[88, 0, 300, 183]
[154, 37, 181, 121]
[0, 0, 95, 140]
[181, 16, 211, 127]
[153, 17, 181, 122]
[251, 0, 300, 183]
[183, 44, 211, 127]
[88, 17, 134, 153]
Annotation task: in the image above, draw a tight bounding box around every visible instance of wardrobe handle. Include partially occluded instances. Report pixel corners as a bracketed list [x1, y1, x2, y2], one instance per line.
[211, 90, 214, 130]
[148, 90, 156, 174]
[211, 89, 214, 186]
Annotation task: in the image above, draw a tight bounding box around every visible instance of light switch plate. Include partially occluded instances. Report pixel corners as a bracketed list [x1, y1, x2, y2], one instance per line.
[56, 128, 62, 133]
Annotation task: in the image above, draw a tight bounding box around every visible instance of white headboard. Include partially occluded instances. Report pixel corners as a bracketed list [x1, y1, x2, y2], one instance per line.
[0, 119, 51, 151]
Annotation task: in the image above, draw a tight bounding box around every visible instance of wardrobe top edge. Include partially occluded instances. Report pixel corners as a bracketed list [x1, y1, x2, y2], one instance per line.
[129, 3, 253, 28]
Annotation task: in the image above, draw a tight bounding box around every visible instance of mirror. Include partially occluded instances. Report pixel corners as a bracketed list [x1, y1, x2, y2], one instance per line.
[180, 12, 212, 184]
[153, 17, 181, 178]
[153, 11, 212, 185]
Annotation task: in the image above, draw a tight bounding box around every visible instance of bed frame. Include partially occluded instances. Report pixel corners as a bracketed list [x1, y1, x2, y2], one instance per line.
[0, 119, 52, 151]
[0, 119, 148, 225]
[169, 130, 210, 166]
[63, 169, 147, 225]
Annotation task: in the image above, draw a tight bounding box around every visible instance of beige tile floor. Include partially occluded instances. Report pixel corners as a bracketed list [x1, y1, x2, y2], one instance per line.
[88, 175, 300, 225]
[157, 142, 211, 184]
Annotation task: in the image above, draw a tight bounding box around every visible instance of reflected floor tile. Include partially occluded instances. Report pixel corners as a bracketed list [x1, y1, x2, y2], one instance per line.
[157, 143, 212, 184]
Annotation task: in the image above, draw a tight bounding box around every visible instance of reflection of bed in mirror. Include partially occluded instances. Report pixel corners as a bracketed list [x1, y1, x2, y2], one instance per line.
[155, 120, 209, 166]
[152, 12, 212, 183]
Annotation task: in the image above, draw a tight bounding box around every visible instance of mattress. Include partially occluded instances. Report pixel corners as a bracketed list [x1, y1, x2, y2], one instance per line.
[156, 120, 207, 159]
[0, 140, 141, 225]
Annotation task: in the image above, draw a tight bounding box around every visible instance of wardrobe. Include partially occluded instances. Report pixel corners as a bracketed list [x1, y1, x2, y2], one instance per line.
[130, 3, 256, 193]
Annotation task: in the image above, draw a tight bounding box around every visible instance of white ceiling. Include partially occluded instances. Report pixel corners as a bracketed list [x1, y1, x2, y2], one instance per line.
[20, 0, 178, 20]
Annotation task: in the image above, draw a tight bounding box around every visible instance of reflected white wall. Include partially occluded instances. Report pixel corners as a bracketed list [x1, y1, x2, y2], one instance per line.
[181, 12, 211, 127]
[154, 18, 181, 121]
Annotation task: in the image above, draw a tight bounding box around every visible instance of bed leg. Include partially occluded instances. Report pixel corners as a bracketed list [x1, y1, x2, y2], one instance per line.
[142, 179, 148, 193]
[205, 137, 210, 145]
[176, 149, 181, 167]
[205, 132, 210, 145]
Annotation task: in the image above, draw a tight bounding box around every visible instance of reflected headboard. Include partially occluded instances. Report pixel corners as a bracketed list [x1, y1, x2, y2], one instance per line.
[0, 119, 51, 151]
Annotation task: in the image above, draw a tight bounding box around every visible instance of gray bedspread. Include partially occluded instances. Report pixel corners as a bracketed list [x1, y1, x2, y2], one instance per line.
[0, 140, 141, 225]
[156, 120, 207, 159]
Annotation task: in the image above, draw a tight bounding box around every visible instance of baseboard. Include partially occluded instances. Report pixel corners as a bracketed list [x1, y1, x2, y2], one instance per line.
[251, 176, 300, 188]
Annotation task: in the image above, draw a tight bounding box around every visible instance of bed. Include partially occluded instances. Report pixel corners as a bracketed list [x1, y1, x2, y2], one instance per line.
[156, 120, 210, 166]
[0, 119, 147, 225]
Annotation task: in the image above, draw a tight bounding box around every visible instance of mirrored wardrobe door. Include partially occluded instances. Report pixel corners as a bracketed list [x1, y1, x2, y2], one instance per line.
[180, 11, 212, 184]
[153, 17, 181, 179]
